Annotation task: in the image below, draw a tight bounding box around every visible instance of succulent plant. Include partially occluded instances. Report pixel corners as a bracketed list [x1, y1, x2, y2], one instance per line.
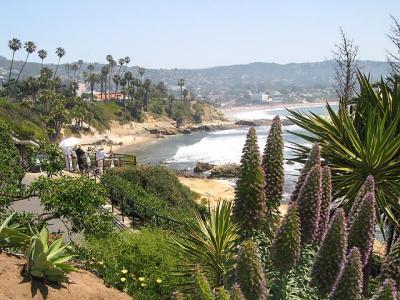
[262, 115, 284, 234]
[193, 265, 214, 300]
[311, 208, 347, 298]
[348, 175, 375, 223]
[290, 143, 320, 203]
[317, 166, 332, 241]
[381, 241, 400, 287]
[235, 240, 268, 300]
[270, 203, 301, 273]
[232, 127, 266, 232]
[230, 284, 245, 300]
[372, 278, 398, 300]
[0, 212, 28, 249]
[347, 192, 376, 266]
[25, 227, 76, 283]
[330, 247, 363, 300]
[297, 164, 322, 245]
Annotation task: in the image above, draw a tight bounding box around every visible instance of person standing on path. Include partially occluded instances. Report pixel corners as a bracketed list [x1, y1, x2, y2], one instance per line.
[75, 145, 87, 172]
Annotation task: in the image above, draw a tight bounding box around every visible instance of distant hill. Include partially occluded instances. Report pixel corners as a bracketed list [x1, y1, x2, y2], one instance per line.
[0, 56, 389, 103]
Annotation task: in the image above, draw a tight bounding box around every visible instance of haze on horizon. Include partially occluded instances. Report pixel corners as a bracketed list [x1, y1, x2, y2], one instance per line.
[0, 0, 398, 69]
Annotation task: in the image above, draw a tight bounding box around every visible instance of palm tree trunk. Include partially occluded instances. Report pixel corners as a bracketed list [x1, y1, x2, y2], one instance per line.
[54, 57, 61, 78]
[15, 53, 29, 84]
[8, 51, 15, 82]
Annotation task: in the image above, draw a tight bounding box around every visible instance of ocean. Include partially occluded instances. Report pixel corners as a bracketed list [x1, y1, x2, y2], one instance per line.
[131, 103, 338, 196]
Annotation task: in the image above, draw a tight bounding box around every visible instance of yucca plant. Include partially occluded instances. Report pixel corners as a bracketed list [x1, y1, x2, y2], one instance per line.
[0, 212, 28, 249]
[25, 227, 76, 283]
[173, 200, 239, 287]
[288, 72, 400, 237]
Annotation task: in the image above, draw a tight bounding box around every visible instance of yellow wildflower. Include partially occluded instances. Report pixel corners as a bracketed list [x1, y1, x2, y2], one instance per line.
[120, 277, 126, 282]
[141, 283, 147, 287]
[121, 269, 128, 274]
[156, 278, 163, 284]
[139, 277, 145, 282]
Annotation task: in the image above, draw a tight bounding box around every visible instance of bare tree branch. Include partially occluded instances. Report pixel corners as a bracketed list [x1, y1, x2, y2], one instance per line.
[333, 27, 359, 105]
[386, 15, 400, 75]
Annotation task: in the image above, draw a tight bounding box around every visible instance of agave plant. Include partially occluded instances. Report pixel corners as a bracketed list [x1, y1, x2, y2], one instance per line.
[288, 72, 400, 236]
[25, 227, 76, 283]
[172, 200, 239, 287]
[0, 213, 28, 249]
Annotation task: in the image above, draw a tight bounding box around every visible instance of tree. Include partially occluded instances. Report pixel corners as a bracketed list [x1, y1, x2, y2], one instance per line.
[232, 127, 266, 233]
[16, 41, 37, 84]
[113, 74, 121, 98]
[387, 16, 400, 75]
[53, 47, 66, 78]
[333, 27, 358, 105]
[138, 67, 145, 83]
[37, 49, 47, 69]
[311, 208, 347, 298]
[183, 89, 188, 101]
[7, 38, 22, 82]
[235, 240, 268, 300]
[85, 72, 98, 100]
[177, 78, 185, 100]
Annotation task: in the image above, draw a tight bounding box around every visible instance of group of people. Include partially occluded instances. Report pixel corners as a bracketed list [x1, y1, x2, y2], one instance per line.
[62, 144, 112, 174]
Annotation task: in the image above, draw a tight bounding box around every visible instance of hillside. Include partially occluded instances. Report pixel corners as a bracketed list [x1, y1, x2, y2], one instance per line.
[0, 253, 131, 300]
[0, 56, 389, 103]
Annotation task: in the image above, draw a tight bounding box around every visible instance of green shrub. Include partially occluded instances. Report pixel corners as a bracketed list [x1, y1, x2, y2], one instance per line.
[0, 213, 28, 249]
[76, 228, 183, 300]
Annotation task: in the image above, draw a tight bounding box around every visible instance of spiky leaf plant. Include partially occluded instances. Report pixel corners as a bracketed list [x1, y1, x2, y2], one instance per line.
[262, 115, 284, 235]
[330, 247, 363, 300]
[297, 165, 322, 245]
[25, 227, 76, 283]
[289, 143, 320, 203]
[235, 240, 268, 300]
[288, 73, 400, 233]
[230, 284, 245, 300]
[0, 212, 28, 249]
[348, 175, 375, 223]
[372, 278, 398, 300]
[317, 166, 332, 241]
[193, 266, 214, 300]
[347, 192, 376, 266]
[173, 200, 239, 287]
[216, 287, 230, 300]
[232, 127, 266, 233]
[311, 208, 347, 298]
[381, 241, 400, 287]
[270, 203, 301, 273]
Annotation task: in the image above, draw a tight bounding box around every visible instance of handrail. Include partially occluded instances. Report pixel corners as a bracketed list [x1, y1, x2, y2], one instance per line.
[84, 156, 183, 231]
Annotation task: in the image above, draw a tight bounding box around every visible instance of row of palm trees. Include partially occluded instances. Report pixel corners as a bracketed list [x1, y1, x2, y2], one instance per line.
[7, 38, 66, 84]
[6, 38, 190, 102]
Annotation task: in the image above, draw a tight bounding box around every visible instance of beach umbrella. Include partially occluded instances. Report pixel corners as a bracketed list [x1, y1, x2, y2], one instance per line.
[59, 137, 80, 149]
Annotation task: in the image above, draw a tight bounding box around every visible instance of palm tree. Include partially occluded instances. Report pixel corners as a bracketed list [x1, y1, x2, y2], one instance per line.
[53, 47, 65, 78]
[118, 58, 125, 75]
[87, 63, 95, 73]
[64, 63, 71, 81]
[37, 49, 47, 69]
[123, 56, 131, 73]
[183, 89, 188, 101]
[177, 78, 185, 100]
[15, 41, 37, 84]
[71, 64, 79, 82]
[7, 38, 22, 82]
[138, 67, 145, 83]
[113, 74, 121, 98]
[101, 65, 110, 100]
[85, 72, 98, 101]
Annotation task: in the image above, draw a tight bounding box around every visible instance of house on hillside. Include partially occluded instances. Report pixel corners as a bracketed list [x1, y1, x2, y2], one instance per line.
[93, 92, 124, 101]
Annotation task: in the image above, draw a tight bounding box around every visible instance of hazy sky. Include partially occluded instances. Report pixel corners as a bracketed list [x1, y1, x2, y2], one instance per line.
[0, 0, 399, 69]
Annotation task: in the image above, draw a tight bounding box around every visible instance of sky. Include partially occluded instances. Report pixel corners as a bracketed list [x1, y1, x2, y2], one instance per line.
[0, 0, 399, 69]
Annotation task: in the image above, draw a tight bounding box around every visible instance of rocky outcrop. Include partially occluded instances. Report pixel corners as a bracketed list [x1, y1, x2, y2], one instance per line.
[194, 161, 240, 178]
